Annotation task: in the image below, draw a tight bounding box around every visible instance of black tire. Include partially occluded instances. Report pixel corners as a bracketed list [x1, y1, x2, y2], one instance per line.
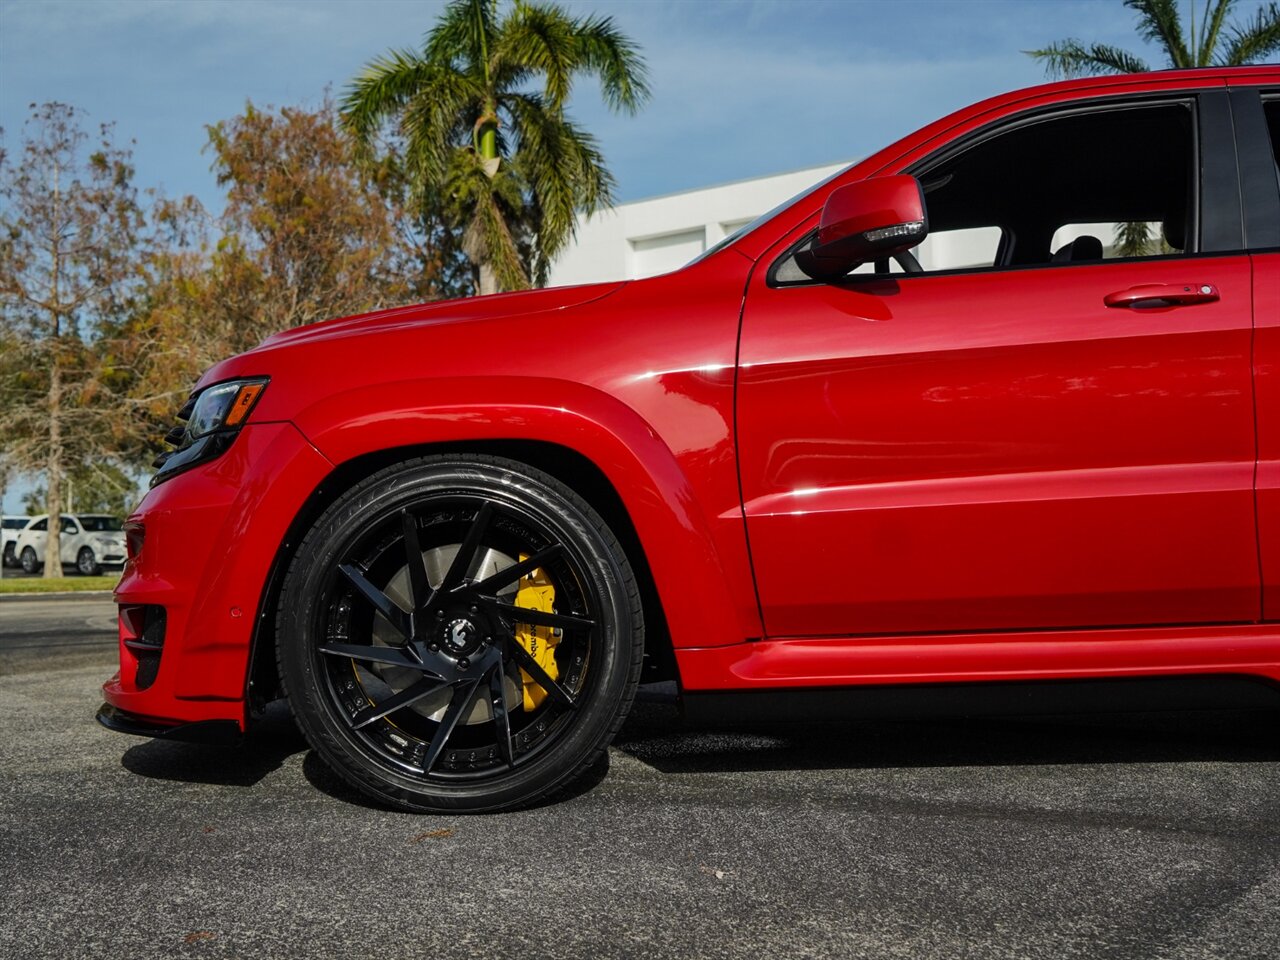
[276, 454, 644, 813]
[19, 547, 38, 575]
[77, 546, 101, 577]
[2, 543, 14, 568]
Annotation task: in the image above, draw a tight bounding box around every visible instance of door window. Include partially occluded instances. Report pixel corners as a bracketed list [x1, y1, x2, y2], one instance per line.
[777, 101, 1196, 282]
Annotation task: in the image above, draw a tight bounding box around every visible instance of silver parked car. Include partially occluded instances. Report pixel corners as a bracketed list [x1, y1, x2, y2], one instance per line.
[2, 515, 33, 568]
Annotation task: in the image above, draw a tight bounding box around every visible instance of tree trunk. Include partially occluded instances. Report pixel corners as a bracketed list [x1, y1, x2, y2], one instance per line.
[44, 356, 62, 578]
[478, 262, 498, 297]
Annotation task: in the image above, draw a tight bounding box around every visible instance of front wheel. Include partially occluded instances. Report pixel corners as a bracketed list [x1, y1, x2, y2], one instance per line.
[77, 546, 101, 576]
[276, 454, 644, 813]
[20, 547, 38, 575]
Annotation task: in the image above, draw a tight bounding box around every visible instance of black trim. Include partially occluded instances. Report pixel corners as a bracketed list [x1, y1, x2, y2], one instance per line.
[680, 675, 1280, 724]
[1199, 90, 1245, 252]
[95, 703, 242, 745]
[1231, 87, 1280, 250]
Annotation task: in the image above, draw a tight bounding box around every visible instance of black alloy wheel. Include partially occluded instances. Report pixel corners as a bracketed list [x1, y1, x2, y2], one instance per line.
[77, 546, 101, 576]
[276, 455, 644, 813]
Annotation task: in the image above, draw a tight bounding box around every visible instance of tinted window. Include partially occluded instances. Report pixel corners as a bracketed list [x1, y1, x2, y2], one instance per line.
[79, 516, 123, 532]
[776, 101, 1196, 284]
[915, 102, 1194, 268]
[1264, 98, 1280, 180]
[61, 517, 79, 534]
[31, 519, 47, 532]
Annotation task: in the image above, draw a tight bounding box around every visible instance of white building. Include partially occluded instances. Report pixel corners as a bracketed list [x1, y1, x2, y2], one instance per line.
[548, 161, 1126, 287]
[547, 161, 849, 287]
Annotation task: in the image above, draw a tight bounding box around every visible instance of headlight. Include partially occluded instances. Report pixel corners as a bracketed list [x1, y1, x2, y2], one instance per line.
[151, 377, 269, 486]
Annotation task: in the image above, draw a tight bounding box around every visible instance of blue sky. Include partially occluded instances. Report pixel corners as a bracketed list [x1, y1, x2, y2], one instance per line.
[0, 0, 1271, 513]
[2, 0, 1233, 211]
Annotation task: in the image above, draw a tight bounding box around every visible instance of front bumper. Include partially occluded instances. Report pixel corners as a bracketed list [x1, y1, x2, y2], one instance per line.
[95, 703, 242, 744]
[101, 421, 333, 730]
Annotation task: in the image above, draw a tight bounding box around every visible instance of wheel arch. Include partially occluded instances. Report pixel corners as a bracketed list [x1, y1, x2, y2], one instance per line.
[246, 438, 683, 712]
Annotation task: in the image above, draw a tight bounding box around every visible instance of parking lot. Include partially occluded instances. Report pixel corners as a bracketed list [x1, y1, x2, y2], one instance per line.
[2, 598, 1280, 959]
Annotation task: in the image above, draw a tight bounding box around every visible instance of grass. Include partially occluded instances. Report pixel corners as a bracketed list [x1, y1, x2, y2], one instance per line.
[0, 575, 119, 594]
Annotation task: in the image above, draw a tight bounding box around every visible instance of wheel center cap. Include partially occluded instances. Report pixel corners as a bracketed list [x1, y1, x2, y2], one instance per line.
[442, 617, 481, 657]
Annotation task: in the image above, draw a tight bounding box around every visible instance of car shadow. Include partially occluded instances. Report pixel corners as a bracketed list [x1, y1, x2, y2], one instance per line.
[117, 689, 1280, 801]
[613, 695, 1280, 775]
[120, 700, 306, 788]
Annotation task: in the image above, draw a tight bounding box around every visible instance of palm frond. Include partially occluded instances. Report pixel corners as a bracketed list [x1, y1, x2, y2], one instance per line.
[425, 0, 498, 74]
[571, 13, 651, 114]
[340, 49, 435, 151]
[394, 69, 484, 189]
[1125, 0, 1192, 66]
[1114, 220, 1154, 258]
[1196, 0, 1236, 65]
[1025, 40, 1150, 78]
[503, 91, 613, 272]
[1216, 1, 1280, 64]
[494, 3, 577, 109]
[444, 151, 528, 291]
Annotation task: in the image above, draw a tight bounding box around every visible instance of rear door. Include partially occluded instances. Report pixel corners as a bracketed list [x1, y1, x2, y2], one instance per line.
[737, 90, 1259, 638]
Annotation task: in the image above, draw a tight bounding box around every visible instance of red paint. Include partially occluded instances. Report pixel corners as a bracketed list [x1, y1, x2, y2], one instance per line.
[102, 66, 1280, 731]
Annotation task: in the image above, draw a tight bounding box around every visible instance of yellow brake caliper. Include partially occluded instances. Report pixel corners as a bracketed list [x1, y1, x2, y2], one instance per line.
[513, 555, 560, 711]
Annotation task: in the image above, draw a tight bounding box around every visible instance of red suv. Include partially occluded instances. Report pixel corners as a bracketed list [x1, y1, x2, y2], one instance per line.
[99, 67, 1280, 812]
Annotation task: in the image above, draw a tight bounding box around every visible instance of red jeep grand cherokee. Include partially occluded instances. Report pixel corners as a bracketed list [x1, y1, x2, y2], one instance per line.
[100, 67, 1280, 812]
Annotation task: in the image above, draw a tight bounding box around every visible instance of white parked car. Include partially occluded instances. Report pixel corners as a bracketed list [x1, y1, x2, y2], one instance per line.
[2, 515, 33, 568]
[15, 514, 127, 576]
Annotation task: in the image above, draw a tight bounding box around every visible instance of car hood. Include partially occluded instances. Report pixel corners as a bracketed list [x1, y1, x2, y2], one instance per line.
[250, 281, 628, 355]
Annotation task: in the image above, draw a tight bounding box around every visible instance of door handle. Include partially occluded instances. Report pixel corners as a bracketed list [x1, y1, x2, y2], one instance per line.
[1103, 283, 1219, 308]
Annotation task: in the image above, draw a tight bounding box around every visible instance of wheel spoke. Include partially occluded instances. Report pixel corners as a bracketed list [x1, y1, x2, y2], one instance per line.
[422, 677, 483, 773]
[426, 503, 493, 609]
[488, 664, 515, 769]
[507, 639, 577, 710]
[482, 598, 595, 633]
[351, 675, 449, 730]
[400, 510, 430, 622]
[467, 544, 562, 596]
[339, 563, 411, 638]
[320, 642, 421, 669]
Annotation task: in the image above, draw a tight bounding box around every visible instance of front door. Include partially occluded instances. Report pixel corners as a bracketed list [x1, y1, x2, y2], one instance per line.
[737, 95, 1258, 638]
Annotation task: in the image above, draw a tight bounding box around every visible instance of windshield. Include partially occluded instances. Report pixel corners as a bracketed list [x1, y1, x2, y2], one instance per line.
[79, 516, 123, 532]
[684, 165, 850, 267]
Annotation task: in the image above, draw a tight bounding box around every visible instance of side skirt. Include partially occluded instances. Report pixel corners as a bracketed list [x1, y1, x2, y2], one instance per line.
[680, 674, 1280, 724]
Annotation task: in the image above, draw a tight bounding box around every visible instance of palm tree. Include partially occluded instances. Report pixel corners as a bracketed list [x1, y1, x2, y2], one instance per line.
[1028, 0, 1280, 255]
[343, 0, 649, 296]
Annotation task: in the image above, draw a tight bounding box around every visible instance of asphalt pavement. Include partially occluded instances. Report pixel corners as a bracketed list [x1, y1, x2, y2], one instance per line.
[2, 604, 1280, 959]
[0, 593, 117, 675]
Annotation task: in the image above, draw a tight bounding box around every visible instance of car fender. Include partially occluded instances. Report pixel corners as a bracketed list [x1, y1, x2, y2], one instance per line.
[292, 375, 749, 651]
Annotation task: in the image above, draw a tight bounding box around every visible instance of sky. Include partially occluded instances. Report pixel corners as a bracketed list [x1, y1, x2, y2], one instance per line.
[2, 0, 1224, 210]
[0, 0, 1273, 511]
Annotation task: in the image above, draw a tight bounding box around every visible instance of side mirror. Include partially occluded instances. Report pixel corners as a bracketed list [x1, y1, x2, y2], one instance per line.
[796, 175, 928, 280]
